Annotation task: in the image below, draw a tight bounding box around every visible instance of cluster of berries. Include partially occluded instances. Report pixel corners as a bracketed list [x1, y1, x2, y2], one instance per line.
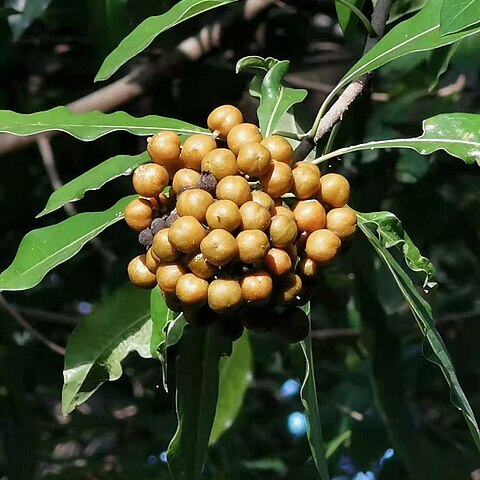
[125, 105, 356, 342]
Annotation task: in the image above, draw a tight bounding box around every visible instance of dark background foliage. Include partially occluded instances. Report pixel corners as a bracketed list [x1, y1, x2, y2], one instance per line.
[0, 0, 479, 479]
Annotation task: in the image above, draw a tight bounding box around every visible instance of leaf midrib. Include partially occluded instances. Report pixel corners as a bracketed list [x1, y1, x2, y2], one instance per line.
[442, 0, 476, 32]
[64, 313, 150, 408]
[343, 24, 438, 85]
[1, 215, 121, 286]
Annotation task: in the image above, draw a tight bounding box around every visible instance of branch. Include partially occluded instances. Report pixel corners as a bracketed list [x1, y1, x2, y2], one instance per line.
[293, 0, 393, 161]
[310, 328, 359, 340]
[14, 305, 79, 325]
[0, 294, 66, 355]
[0, 0, 277, 157]
[37, 137, 117, 264]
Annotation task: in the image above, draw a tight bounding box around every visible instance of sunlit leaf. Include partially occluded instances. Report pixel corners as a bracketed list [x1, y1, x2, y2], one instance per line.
[38, 152, 150, 217]
[62, 284, 151, 415]
[357, 212, 480, 452]
[95, 0, 238, 81]
[356, 211, 436, 289]
[167, 325, 232, 480]
[316, 113, 480, 166]
[210, 332, 253, 445]
[326, 0, 480, 103]
[0, 196, 136, 292]
[0, 106, 208, 140]
[236, 56, 307, 136]
[440, 0, 480, 36]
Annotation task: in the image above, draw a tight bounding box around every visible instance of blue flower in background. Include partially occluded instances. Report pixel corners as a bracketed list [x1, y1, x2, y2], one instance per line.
[280, 379, 301, 398]
[353, 472, 375, 480]
[77, 301, 93, 315]
[287, 411, 307, 436]
[159, 451, 168, 463]
[339, 454, 356, 475]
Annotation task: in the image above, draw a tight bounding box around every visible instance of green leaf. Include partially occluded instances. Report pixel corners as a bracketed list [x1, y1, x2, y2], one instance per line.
[157, 311, 187, 391]
[7, 0, 52, 41]
[0, 195, 136, 292]
[300, 308, 331, 480]
[0, 106, 208, 140]
[209, 332, 253, 445]
[38, 152, 150, 218]
[316, 113, 480, 166]
[355, 211, 436, 289]
[149, 287, 169, 358]
[357, 212, 480, 452]
[335, 0, 368, 37]
[426, 43, 459, 91]
[167, 325, 232, 480]
[257, 61, 307, 137]
[236, 55, 280, 75]
[440, 0, 480, 36]
[326, 0, 480, 102]
[62, 284, 152, 415]
[95, 0, 238, 82]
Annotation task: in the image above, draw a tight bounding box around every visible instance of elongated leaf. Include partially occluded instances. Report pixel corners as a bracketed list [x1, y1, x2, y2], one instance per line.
[62, 284, 151, 414]
[355, 211, 436, 289]
[38, 152, 150, 217]
[149, 287, 169, 358]
[0, 195, 136, 292]
[95, 0, 238, 81]
[236, 57, 307, 136]
[427, 43, 459, 91]
[440, 0, 480, 36]
[209, 332, 253, 445]
[157, 311, 187, 391]
[335, 0, 366, 37]
[257, 61, 307, 136]
[315, 113, 480, 166]
[357, 213, 480, 451]
[236, 55, 280, 75]
[326, 0, 480, 102]
[167, 325, 232, 480]
[0, 106, 208, 140]
[7, 0, 52, 41]
[300, 333, 331, 480]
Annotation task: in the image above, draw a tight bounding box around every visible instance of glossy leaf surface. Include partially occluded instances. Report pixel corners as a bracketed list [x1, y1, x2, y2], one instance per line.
[62, 284, 151, 414]
[95, 0, 237, 81]
[210, 332, 252, 445]
[316, 113, 480, 166]
[38, 152, 150, 217]
[167, 325, 232, 479]
[357, 211, 480, 451]
[0, 106, 208, 140]
[0, 196, 136, 292]
[440, 0, 480, 35]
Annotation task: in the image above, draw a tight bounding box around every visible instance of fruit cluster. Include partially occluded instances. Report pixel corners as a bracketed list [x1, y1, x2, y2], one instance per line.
[125, 105, 356, 342]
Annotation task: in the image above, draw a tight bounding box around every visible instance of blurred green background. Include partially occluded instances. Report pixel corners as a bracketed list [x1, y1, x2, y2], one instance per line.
[0, 0, 479, 479]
